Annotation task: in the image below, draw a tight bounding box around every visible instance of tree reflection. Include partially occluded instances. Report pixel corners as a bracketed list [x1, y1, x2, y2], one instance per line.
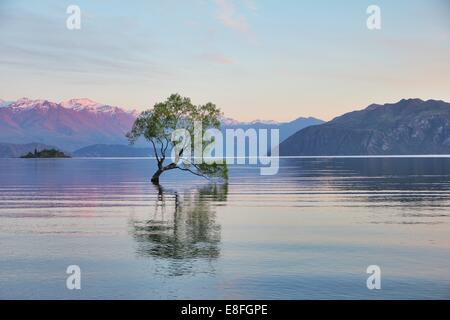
[129, 183, 228, 276]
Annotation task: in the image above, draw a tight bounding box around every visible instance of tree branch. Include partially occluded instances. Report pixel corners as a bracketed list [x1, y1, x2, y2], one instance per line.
[157, 137, 166, 161]
[163, 136, 170, 154]
[150, 139, 160, 164]
[161, 162, 209, 180]
[176, 167, 210, 180]
[163, 163, 177, 171]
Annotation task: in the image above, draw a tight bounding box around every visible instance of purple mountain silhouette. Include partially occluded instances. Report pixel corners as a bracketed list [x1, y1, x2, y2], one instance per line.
[0, 98, 138, 151]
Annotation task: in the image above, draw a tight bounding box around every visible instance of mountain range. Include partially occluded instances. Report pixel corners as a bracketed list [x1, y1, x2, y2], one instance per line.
[0, 97, 323, 154]
[2, 97, 449, 157]
[280, 99, 450, 155]
[0, 98, 140, 151]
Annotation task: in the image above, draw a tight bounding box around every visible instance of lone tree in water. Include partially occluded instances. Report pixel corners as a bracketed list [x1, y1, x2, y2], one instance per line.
[127, 94, 228, 184]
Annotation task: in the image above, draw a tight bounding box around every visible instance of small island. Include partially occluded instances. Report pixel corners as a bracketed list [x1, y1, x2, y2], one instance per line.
[21, 149, 71, 158]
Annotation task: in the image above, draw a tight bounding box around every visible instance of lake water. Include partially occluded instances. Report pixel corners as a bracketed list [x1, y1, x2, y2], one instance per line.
[0, 157, 449, 299]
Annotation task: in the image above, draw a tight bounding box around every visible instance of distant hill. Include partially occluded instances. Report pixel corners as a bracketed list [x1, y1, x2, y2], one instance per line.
[0, 142, 61, 158]
[73, 144, 152, 157]
[280, 99, 450, 156]
[223, 117, 324, 143]
[0, 97, 323, 153]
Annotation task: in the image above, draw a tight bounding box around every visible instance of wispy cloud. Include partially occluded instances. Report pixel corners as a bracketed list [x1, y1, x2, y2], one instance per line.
[215, 0, 254, 39]
[243, 0, 258, 13]
[199, 53, 235, 65]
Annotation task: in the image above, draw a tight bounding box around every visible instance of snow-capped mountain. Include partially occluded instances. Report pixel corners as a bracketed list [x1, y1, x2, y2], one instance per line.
[60, 98, 139, 116]
[0, 98, 138, 151]
[0, 99, 13, 108]
[9, 98, 60, 111]
[60, 98, 103, 112]
[219, 116, 242, 126]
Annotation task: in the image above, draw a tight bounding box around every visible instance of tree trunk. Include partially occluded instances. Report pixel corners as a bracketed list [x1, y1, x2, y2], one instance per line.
[151, 169, 163, 185]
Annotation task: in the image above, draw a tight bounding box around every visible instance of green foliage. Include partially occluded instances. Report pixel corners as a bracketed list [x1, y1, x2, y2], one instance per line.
[127, 94, 228, 183]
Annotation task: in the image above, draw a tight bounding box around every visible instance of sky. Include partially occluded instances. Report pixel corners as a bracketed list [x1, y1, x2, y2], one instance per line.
[0, 0, 449, 121]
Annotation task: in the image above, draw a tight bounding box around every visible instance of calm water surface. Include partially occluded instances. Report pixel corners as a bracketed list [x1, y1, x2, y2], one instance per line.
[0, 158, 449, 299]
